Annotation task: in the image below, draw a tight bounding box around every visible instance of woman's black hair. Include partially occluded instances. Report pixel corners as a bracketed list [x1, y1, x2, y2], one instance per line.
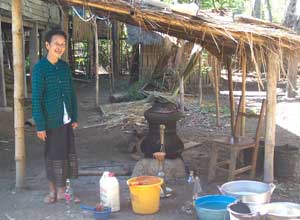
[44, 28, 67, 43]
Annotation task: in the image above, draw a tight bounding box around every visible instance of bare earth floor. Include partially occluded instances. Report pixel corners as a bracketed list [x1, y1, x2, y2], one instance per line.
[0, 81, 299, 220]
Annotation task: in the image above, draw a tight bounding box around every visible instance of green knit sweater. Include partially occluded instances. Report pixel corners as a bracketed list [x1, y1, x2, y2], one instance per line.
[32, 57, 78, 131]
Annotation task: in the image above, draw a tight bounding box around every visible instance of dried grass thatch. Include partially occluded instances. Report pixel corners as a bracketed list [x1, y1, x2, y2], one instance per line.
[52, 0, 300, 80]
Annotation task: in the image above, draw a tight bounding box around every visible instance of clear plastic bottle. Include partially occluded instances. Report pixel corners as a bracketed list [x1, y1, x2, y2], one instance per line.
[193, 176, 202, 200]
[65, 179, 73, 216]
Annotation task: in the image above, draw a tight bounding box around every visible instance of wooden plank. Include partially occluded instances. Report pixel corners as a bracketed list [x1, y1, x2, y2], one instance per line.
[12, 0, 26, 189]
[0, 15, 8, 108]
[264, 49, 279, 183]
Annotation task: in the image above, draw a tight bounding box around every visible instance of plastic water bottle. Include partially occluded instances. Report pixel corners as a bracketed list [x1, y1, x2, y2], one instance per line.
[65, 179, 73, 216]
[193, 176, 202, 200]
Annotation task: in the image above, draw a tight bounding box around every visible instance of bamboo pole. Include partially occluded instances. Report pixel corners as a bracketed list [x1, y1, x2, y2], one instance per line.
[287, 50, 298, 98]
[12, 0, 26, 189]
[226, 58, 235, 136]
[241, 53, 247, 135]
[0, 15, 7, 108]
[198, 51, 202, 106]
[93, 18, 100, 107]
[214, 57, 220, 127]
[109, 23, 115, 93]
[22, 29, 27, 98]
[264, 48, 279, 183]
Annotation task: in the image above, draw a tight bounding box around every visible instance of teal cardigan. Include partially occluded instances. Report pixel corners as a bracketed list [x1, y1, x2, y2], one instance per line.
[32, 58, 78, 131]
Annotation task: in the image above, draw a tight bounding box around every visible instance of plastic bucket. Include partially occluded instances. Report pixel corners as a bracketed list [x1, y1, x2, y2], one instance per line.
[127, 176, 163, 214]
[195, 195, 237, 220]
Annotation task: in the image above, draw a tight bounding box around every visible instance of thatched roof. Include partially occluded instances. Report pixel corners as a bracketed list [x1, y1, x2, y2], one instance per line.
[53, 0, 300, 61]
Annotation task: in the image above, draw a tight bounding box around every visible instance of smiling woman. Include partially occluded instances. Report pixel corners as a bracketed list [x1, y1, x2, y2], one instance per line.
[31, 28, 79, 204]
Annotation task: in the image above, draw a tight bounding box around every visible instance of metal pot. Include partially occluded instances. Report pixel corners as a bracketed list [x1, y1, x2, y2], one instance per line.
[219, 180, 276, 204]
[264, 202, 300, 220]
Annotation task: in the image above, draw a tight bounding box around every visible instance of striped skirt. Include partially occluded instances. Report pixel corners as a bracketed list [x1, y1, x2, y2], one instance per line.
[45, 123, 78, 187]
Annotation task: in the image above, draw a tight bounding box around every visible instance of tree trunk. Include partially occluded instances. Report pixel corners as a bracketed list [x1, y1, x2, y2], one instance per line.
[282, 0, 297, 28]
[0, 15, 7, 108]
[12, 0, 26, 189]
[252, 0, 261, 18]
[264, 49, 279, 183]
[265, 0, 272, 22]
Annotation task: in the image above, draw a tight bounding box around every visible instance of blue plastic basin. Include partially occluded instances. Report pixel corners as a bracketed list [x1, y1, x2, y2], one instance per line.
[195, 195, 237, 220]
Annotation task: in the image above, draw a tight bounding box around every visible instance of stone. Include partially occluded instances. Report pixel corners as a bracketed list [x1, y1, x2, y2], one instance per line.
[131, 158, 186, 178]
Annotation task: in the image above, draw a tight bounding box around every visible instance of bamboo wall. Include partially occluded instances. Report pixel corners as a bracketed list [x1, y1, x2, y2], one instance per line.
[140, 44, 160, 78]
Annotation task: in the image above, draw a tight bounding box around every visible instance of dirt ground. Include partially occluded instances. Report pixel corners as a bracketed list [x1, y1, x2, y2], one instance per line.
[0, 79, 299, 220]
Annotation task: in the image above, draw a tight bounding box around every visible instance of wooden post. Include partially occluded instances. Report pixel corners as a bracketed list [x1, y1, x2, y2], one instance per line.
[264, 49, 279, 183]
[29, 22, 39, 76]
[0, 15, 7, 108]
[241, 54, 247, 135]
[12, 0, 26, 189]
[93, 18, 100, 107]
[287, 50, 298, 98]
[226, 58, 235, 136]
[179, 76, 184, 112]
[109, 23, 115, 93]
[23, 29, 27, 98]
[112, 20, 120, 77]
[198, 51, 202, 106]
[214, 57, 220, 127]
[60, 7, 69, 62]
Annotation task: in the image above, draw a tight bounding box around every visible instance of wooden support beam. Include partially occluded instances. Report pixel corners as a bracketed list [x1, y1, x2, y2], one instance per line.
[93, 18, 100, 107]
[179, 76, 184, 112]
[214, 57, 220, 127]
[226, 58, 235, 136]
[60, 7, 69, 62]
[241, 53, 247, 135]
[264, 49, 279, 183]
[287, 50, 298, 98]
[0, 15, 8, 108]
[112, 20, 121, 77]
[198, 51, 202, 105]
[22, 29, 27, 98]
[12, 0, 26, 189]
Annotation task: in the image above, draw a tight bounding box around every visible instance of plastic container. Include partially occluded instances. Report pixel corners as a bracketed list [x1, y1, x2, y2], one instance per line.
[99, 171, 120, 212]
[127, 176, 163, 214]
[195, 195, 237, 220]
[227, 202, 267, 220]
[265, 202, 300, 220]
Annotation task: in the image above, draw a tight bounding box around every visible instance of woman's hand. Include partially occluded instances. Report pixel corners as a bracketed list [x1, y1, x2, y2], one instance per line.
[37, 131, 47, 141]
[72, 122, 78, 129]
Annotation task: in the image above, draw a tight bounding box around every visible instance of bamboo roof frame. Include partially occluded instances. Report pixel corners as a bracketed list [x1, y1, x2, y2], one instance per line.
[52, 0, 300, 60]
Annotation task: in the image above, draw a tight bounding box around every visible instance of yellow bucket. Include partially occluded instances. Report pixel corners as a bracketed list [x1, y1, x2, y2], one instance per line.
[127, 176, 163, 214]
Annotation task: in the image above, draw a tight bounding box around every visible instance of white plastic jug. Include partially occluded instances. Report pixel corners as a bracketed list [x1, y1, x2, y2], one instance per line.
[99, 171, 120, 212]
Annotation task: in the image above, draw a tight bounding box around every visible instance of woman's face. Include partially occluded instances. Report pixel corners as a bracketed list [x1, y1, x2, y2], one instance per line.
[45, 34, 66, 59]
